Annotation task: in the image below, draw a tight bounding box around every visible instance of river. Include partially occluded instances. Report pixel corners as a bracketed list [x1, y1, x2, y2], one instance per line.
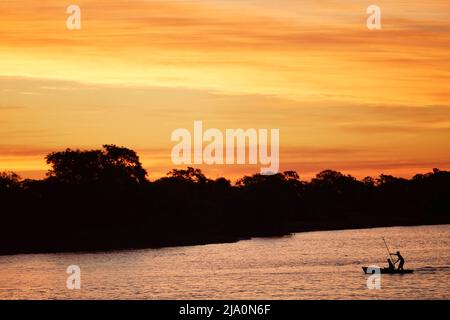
[1, 224, 449, 299]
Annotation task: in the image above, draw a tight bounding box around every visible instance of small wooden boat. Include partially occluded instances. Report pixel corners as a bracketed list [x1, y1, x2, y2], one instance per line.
[362, 267, 414, 274]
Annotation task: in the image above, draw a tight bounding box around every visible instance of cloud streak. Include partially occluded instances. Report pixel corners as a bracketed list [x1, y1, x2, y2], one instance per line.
[0, 0, 449, 104]
[0, 1, 449, 178]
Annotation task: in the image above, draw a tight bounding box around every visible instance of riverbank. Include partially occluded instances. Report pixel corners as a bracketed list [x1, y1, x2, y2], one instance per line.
[2, 216, 449, 256]
[2, 164, 449, 256]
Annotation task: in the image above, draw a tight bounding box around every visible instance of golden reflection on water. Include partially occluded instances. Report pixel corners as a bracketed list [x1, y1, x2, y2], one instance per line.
[0, 225, 449, 299]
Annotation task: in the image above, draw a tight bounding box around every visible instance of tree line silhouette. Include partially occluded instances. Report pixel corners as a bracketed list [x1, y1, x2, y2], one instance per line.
[1, 145, 449, 254]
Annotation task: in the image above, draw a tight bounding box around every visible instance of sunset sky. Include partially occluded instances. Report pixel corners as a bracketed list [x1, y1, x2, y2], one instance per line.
[1, 0, 449, 181]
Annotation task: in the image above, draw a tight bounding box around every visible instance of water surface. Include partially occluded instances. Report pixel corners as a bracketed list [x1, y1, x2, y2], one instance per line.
[1, 224, 449, 299]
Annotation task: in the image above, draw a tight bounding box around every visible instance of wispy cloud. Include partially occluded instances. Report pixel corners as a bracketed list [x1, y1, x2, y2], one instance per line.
[0, 1, 449, 179]
[1, 1, 449, 104]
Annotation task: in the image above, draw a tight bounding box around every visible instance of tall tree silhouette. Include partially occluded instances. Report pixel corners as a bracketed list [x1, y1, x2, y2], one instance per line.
[45, 144, 147, 185]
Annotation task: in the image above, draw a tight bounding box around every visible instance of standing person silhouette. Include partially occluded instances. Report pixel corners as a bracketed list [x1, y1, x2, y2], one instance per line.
[391, 251, 405, 271]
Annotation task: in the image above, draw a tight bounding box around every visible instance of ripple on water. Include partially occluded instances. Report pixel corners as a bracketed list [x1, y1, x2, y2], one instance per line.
[0, 224, 449, 299]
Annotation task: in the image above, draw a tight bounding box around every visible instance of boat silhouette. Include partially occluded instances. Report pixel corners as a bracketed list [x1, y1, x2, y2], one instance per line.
[362, 266, 414, 274]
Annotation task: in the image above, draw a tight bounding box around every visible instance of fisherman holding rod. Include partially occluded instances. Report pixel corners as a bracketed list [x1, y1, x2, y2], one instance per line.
[390, 251, 405, 271]
[383, 238, 406, 271]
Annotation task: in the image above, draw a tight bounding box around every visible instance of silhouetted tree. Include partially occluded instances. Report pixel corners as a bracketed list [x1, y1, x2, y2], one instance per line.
[166, 167, 209, 184]
[0, 145, 449, 255]
[0, 171, 20, 190]
[45, 144, 147, 185]
[362, 176, 376, 187]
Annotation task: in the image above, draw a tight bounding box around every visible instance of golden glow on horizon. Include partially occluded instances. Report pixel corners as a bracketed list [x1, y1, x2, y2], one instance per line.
[1, 0, 450, 180]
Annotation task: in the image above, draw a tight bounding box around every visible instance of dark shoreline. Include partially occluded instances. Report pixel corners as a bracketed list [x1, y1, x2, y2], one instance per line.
[2, 147, 449, 257]
[2, 219, 448, 256]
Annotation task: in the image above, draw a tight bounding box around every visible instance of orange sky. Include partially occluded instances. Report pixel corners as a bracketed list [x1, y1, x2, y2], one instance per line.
[0, 0, 449, 181]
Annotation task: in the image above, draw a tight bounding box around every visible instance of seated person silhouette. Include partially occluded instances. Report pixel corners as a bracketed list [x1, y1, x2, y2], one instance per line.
[387, 258, 395, 271]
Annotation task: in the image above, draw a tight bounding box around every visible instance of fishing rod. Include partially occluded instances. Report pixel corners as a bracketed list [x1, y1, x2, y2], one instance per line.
[382, 237, 397, 266]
